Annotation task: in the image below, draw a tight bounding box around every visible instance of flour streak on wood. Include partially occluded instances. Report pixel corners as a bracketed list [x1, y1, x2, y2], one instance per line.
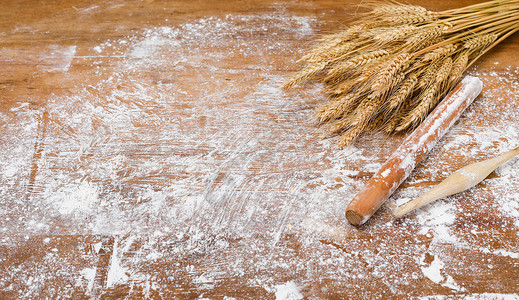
[2, 1, 519, 298]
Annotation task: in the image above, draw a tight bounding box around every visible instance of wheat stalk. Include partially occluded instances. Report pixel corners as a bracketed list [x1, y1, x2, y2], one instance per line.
[284, 0, 519, 146]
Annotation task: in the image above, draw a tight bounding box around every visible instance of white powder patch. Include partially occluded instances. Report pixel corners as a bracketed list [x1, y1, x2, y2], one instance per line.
[421, 255, 444, 284]
[415, 202, 457, 244]
[80, 268, 96, 294]
[1, 146, 28, 178]
[420, 255, 463, 291]
[93, 242, 103, 254]
[194, 274, 215, 290]
[124, 14, 315, 71]
[42, 45, 77, 72]
[0, 44, 76, 73]
[106, 239, 129, 288]
[274, 281, 303, 300]
[54, 181, 100, 215]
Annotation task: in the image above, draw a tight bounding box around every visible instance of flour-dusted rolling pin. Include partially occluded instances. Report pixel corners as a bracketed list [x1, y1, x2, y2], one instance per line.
[393, 146, 519, 218]
[345, 76, 483, 226]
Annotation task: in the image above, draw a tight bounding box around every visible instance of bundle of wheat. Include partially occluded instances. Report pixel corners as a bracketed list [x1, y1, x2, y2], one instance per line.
[284, 0, 519, 146]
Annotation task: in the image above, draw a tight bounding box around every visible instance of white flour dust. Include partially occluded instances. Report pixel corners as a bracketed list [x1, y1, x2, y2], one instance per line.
[1, 6, 519, 299]
[273, 281, 304, 300]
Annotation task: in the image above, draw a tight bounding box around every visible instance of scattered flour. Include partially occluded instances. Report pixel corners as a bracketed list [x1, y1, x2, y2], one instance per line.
[105, 238, 129, 288]
[80, 268, 96, 294]
[274, 281, 304, 300]
[40, 45, 77, 72]
[1, 5, 519, 299]
[421, 255, 444, 284]
[55, 181, 100, 215]
[420, 255, 463, 291]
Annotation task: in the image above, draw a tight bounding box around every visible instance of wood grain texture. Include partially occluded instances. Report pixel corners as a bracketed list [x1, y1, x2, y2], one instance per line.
[1, 0, 518, 298]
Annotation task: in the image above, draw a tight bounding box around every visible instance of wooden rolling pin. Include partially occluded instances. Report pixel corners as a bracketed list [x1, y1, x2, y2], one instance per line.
[393, 146, 519, 218]
[345, 76, 483, 226]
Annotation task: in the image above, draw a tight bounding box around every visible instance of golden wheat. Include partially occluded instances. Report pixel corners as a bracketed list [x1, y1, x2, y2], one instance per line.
[463, 33, 498, 50]
[417, 59, 442, 89]
[387, 73, 418, 110]
[435, 57, 453, 84]
[397, 84, 440, 131]
[284, 0, 519, 146]
[449, 53, 469, 83]
[316, 93, 359, 123]
[422, 44, 458, 62]
[324, 50, 389, 82]
[372, 53, 411, 94]
[373, 25, 418, 43]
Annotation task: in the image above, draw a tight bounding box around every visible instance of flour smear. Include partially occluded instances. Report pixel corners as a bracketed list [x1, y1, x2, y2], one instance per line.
[1, 7, 519, 300]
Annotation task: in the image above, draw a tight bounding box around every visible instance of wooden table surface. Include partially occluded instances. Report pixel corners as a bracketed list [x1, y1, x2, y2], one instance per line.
[1, 0, 519, 298]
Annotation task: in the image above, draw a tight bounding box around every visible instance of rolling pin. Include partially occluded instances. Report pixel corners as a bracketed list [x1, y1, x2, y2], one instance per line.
[345, 76, 483, 226]
[393, 146, 519, 218]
